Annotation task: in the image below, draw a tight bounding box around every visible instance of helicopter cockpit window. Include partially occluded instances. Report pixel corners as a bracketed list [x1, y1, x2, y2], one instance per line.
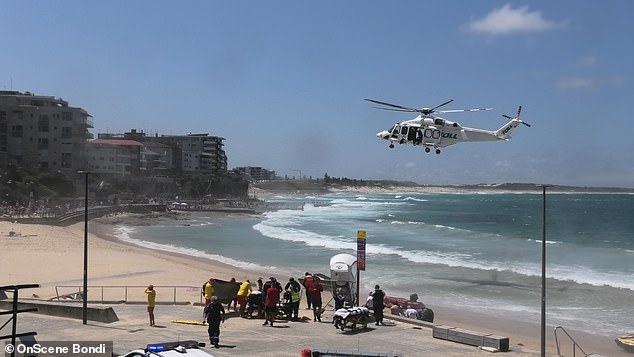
[434, 119, 444, 126]
[390, 125, 400, 134]
[401, 126, 408, 135]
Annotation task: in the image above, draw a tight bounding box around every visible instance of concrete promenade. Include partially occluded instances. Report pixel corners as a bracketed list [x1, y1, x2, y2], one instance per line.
[3, 303, 545, 357]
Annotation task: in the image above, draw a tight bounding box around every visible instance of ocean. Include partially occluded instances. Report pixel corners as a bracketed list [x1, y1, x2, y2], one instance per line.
[113, 192, 634, 337]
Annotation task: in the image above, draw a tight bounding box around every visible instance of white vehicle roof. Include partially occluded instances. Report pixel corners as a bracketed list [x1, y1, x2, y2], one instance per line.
[121, 340, 215, 357]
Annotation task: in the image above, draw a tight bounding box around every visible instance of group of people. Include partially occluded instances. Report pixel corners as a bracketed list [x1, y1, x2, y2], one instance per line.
[200, 274, 324, 331]
[260, 274, 324, 325]
[144, 276, 403, 347]
[366, 289, 434, 324]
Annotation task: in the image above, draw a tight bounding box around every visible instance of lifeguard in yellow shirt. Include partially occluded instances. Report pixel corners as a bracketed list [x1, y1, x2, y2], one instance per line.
[236, 279, 252, 317]
[145, 284, 156, 326]
[204, 278, 215, 305]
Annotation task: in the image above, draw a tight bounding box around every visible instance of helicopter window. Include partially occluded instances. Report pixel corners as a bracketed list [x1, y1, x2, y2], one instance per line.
[401, 126, 408, 135]
[389, 125, 399, 133]
[434, 119, 444, 126]
[408, 127, 418, 141]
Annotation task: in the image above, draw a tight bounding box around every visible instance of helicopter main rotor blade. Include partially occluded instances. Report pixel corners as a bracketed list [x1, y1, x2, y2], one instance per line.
[364, 99, 419, 112]
[373, 106, 420, 113]
[429, 99, 454, 112]
[439, 108, 492, 114]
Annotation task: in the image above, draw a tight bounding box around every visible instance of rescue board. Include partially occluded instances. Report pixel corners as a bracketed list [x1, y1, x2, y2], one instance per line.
[170, 319, 207, 326]
[615, 335, 634, 353]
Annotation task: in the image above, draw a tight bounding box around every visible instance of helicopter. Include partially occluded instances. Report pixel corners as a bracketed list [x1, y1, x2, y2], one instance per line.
[366, 98, 530, 154]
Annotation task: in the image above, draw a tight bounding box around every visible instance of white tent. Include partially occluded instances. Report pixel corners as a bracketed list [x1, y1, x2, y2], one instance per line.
[330, 253, 357, 282]
[330, 253, 357, 306]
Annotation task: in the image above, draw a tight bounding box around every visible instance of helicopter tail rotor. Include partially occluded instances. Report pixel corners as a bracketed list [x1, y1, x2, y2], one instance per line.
[502, 105, 531, 127]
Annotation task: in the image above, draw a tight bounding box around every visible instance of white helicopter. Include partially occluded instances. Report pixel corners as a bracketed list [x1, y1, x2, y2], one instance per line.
[367, 98, 530, 154]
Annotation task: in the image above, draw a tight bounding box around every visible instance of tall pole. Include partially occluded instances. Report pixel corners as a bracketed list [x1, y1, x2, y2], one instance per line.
[356, 230, 366, 306]
[79, 171, 90, 325]
[356, 264, 360, 306]
[540, 185, 548, 357]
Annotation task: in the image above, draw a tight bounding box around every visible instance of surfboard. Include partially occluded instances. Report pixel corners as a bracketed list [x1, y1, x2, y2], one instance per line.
[170, 319, 208, 326]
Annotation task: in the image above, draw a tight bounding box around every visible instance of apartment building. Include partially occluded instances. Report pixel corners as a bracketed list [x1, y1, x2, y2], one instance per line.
[99, 130, 228, 177]
[87, 138, 143, 177]
[234, 166, 276, 181]
[174, 133, 227, 175]
[0, 90, 228, 179]
[0, 91, 93, 173]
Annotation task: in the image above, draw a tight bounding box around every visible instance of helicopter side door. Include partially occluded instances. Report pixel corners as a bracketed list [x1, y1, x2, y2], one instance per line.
[407, 126, 418, 142]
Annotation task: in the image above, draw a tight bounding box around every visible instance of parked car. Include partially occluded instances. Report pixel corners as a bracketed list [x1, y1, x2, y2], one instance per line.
[120, 340, 215, 357]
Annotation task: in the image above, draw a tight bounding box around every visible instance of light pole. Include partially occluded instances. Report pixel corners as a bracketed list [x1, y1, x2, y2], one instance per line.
[78, 171, 90, 325]
[540, 185, 550, 357]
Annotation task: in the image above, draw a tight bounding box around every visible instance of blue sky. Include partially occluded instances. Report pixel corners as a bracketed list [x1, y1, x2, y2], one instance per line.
[2, 1, 633, 187]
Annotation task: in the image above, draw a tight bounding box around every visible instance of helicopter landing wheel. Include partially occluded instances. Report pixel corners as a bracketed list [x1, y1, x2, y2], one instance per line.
[435, 149, 441, 154]
[389, 144, 394, 149]
[425, 147, 430, 153]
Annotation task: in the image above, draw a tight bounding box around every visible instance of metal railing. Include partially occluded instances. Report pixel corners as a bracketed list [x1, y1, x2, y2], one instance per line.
[554, 326, 589, 357]
[54, 285, 203, 305]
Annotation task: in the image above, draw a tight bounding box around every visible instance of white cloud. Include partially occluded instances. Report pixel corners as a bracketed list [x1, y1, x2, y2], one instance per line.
[556, 78, 594, 90]
[495, 160, 512, 168]
[466, 4, 563, 36]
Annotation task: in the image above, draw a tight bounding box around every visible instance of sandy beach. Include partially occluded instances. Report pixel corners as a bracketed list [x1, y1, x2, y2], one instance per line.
[0, 215, 260, 303]
[0, 213, 629, 356]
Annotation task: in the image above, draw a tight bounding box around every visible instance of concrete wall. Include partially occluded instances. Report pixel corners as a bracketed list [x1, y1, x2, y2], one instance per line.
[0, 300, 119, 323]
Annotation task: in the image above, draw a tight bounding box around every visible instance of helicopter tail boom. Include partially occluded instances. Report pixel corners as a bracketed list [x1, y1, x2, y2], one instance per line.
[495, 119, 520, 140]
[495, 106, 529, 140]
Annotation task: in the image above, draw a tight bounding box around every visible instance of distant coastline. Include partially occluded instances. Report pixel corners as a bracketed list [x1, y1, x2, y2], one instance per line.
[253, 180, 634, 195]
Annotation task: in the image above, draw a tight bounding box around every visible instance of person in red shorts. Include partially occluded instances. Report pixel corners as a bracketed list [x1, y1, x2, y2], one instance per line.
[308, 278, 323, 322]
[263, 278, 280, 326]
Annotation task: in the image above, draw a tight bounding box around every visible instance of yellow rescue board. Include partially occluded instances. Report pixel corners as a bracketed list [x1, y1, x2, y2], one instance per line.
[171, 319, 208, 326]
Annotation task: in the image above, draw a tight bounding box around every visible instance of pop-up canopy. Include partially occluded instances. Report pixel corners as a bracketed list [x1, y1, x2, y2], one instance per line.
[330, 253, 358, 306]
[330, 253, 357, 282]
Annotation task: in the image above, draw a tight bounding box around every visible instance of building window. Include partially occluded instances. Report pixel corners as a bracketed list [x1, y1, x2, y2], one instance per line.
[61, 127, 72, 138]
[11, 111, 23, 121]
[61, 153, 72, 168]
[37, 138, 49, 149]
[38, 115, 50, 132]
[11, 125, 23, 137]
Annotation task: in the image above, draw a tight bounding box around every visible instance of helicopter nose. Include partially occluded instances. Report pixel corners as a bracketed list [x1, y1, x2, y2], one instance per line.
[377, 131, 389, 139]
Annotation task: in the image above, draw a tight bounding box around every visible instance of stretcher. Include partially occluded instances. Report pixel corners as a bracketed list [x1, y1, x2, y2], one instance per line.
[332, 306, 369, 331]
